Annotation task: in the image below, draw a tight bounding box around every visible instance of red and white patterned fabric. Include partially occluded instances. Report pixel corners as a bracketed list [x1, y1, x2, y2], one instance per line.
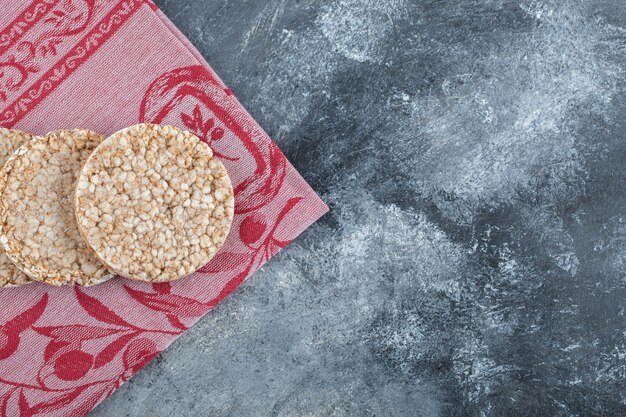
[0, 1, 328, 415]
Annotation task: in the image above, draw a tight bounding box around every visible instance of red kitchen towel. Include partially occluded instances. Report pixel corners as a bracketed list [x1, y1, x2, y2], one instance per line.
[0, 1, 328, 416]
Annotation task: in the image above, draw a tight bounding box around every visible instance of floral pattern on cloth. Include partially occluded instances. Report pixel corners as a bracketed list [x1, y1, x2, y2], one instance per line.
[0, 1, 328, 416]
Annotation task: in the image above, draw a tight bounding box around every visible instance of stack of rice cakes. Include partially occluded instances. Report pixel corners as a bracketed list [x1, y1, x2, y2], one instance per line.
[0, 124, 234, 288]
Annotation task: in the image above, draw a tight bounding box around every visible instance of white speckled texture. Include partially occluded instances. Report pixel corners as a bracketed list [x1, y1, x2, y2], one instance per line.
[91, 0, 626, 415]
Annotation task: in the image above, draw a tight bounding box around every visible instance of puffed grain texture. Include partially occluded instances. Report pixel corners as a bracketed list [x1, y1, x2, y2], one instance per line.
[0, 128, 33, 288]
[75, 123, 234, 283]
[0, 129, 114, 286]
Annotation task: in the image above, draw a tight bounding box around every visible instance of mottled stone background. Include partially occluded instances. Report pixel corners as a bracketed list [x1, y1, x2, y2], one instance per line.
[92, 0, 626, 415]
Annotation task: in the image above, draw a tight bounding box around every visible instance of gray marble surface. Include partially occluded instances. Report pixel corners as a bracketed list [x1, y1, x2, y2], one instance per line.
[91, 0, 626, 416]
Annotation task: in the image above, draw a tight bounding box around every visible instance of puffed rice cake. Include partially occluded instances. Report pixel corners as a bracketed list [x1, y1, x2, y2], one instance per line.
[0, 129, 114, 286]
[0, 128, 33, 287]
[75, 123, 235, 283]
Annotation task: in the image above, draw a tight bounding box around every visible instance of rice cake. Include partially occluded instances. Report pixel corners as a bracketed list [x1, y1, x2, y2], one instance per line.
[0, 128, 33, 288]
[75, 123, 234, 283]
[0, 129, 114, 286]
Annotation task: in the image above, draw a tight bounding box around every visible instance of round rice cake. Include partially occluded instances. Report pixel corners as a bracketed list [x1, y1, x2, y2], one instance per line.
[75, 123, 235, 283]
[0, 128, 33, 288]
[0, 129, 114, 286]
